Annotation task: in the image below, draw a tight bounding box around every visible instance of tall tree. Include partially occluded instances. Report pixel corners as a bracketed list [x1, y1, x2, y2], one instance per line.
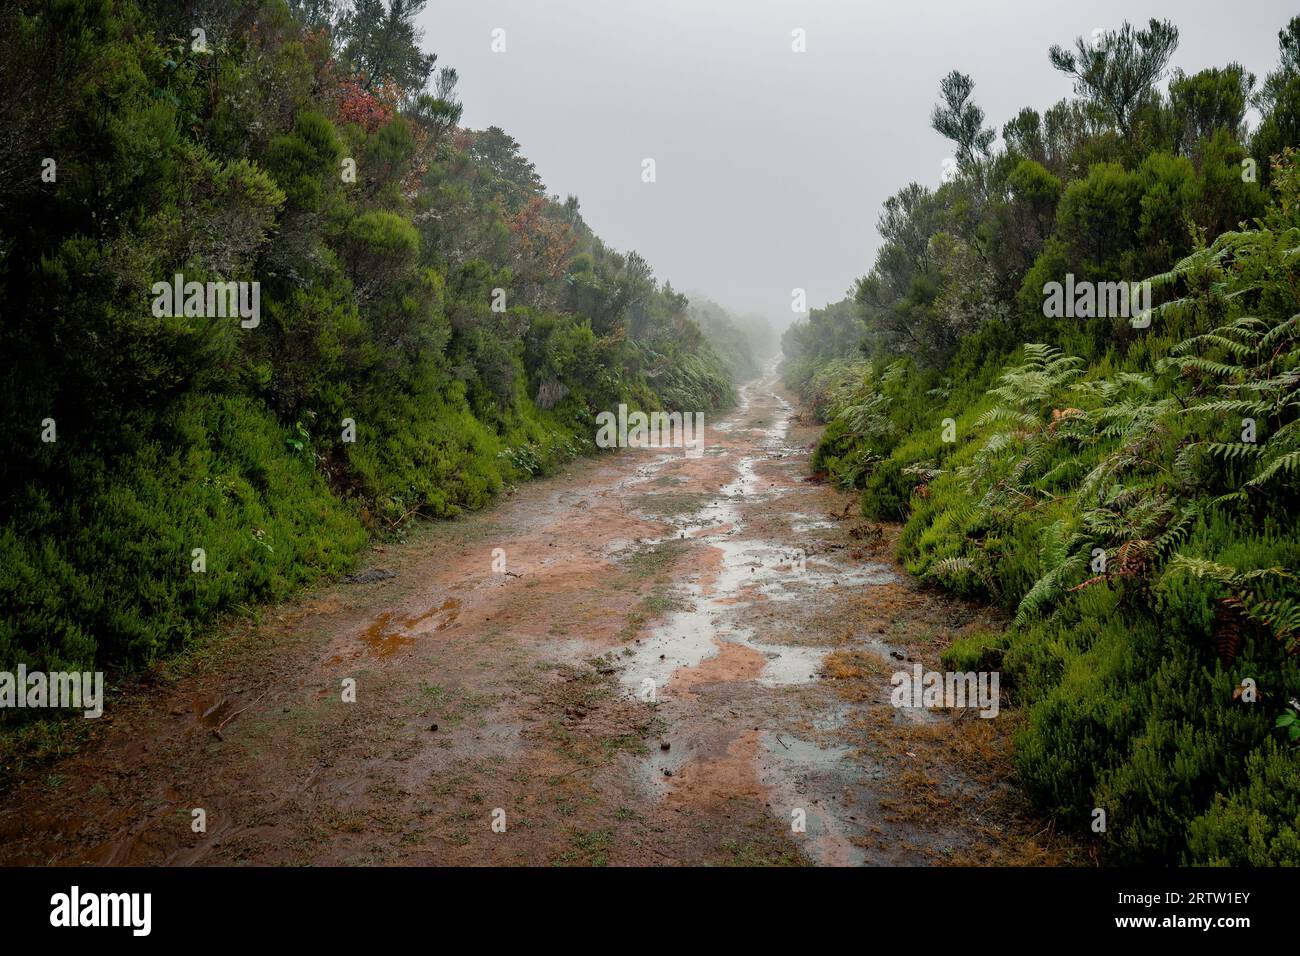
[930, 70, 995, 171]
[1169, 65, 1255, 154]
[337, 0, 437, 93]
[1253, 16, 1300, 179]
[1048, 19, 1179, 139]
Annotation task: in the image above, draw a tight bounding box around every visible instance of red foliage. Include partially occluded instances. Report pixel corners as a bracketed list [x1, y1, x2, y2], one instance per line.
[334, 78, 399, 134]
[508, 197, 577, 280]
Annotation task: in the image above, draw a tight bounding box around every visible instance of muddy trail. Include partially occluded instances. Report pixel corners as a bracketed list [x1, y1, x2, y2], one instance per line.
[0, 366, 1066, 866]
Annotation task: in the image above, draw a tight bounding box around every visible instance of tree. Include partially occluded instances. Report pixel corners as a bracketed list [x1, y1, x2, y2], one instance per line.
[1257, 14, 1300, 112]
[287, 0, 341, 29]
[853, 183, 954, 363]
[930, 70, 995, 171]
[1048, 19, 1179, 139]
[1253, 17, 1300, 181]
[337, 0, 437, 93]
[1042, 97, 1116, 174]
[1003, 108, 1047, 165]
[1169, 65, 1255, 155]
[877, 182, 942, 276]
[467, 127, 546, 211]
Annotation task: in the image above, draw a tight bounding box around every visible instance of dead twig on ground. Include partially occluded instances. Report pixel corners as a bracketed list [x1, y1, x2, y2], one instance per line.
[212, 688, 273, 740]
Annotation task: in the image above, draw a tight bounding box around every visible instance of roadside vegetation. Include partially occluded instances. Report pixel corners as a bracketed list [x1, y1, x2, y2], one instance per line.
[0, 0, 764, 681]
[784, 18, 1300, 864]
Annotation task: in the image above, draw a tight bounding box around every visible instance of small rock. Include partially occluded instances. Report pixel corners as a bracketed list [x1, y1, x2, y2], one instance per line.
[428, 723, 438, 732]
[660, 742, 670, 751]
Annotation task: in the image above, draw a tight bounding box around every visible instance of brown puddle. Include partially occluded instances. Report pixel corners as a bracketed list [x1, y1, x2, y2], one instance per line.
[358, 598, 461, 656]
[359, 612, 415, 656]
[193, 696, 236, 727]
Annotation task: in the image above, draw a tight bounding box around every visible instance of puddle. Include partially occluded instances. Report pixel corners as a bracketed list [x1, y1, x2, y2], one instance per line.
[193, 696, 236, 727]
[618, 374, 898, 698]
[812, 704, 851, 732]
[614, 361, 933, 864]
[744, 638, 827, 687]
[860, 638, 913, 664]
[357, 598, 461, 656]
[758, 732, 874, 867]
[789, 512, 838, 533]
[619, 593, 735, 695]
[360, 612, 416, 656]
[617, 548, 901, 697]
[433, 598, 461, 630]
[856, 639, 944, 724]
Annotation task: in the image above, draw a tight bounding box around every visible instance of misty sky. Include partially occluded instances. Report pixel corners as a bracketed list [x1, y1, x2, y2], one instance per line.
[419, 0, 1296, 328]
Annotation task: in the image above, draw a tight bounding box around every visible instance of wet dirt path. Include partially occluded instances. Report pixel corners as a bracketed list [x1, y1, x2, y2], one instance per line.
[0, 363, 1064, 866]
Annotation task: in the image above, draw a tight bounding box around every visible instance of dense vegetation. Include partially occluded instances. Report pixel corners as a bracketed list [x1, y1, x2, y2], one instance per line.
[785, 18, 1300, 864]
[0, 0, 759, 681]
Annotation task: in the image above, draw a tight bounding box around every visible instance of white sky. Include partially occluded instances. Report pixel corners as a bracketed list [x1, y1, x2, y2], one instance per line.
[419, 0, 1296, 328]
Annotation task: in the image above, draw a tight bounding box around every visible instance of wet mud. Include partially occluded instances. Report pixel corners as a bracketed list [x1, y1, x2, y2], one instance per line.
[0, 363, 1070, 866]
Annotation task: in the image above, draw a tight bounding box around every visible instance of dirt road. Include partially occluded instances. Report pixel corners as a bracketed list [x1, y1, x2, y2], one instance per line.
[0, 366, 1063, 866]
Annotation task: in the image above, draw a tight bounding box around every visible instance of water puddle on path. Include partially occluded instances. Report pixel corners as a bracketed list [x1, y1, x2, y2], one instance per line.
[758, 732, 874, 867]
[356, 597, 461, 657]
[616, 385, 896, 698]
[612, 367, 908, 864]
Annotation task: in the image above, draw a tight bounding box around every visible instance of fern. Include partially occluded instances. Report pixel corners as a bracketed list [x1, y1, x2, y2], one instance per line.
[1013, 520, 1090, 626]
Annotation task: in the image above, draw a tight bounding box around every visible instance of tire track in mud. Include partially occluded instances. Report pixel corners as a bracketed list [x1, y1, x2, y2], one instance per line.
[0, 363, 1062, 866]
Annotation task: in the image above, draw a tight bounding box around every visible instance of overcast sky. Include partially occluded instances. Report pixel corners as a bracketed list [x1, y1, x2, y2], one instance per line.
[419, 0, 1296, 328]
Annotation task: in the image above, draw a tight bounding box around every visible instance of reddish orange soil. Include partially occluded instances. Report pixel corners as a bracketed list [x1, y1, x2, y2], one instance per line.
[0, 367, 1071, 866]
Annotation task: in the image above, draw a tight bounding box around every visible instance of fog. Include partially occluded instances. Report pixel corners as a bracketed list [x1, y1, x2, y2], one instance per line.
[419, 0, 1294, 330]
